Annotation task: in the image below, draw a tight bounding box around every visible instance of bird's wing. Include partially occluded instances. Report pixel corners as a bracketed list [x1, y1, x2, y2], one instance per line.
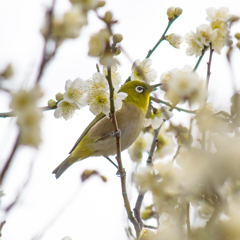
[69, 112, 106, 154]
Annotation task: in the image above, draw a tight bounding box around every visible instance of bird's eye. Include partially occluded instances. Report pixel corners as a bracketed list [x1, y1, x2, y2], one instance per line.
[135, 86, 144, 93]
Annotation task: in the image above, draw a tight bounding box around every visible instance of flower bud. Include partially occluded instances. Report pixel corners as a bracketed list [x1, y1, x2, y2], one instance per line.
[1, 64, 14, 79]
[114, 48, 121, 56]
[235, 33, 240, 40]
[166, 33, 183, 49]
[175, 7, 183, 16]
[167, 6, 175, 18]
[48, 99, 57, 108]
[55, 92, 63, 101]
[141, 209, 154, 220]
[96, 1, 106, 8]
[104, 11, 113, 23]
[237, 41, 240, 50]
[113, 33, 123, 43]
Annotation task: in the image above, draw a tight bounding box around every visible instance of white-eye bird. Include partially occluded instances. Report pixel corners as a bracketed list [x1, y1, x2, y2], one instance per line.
[53, 80, 160, 178]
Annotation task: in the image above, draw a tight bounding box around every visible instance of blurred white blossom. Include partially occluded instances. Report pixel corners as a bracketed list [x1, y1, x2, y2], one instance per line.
[128, 132, 153, 163]
[131, 59, 157, 84]
[160, 65, 206, 105]
[88, 29, 110, 57]
[144, 107, 173, 129]
[10, 86, 43, 148]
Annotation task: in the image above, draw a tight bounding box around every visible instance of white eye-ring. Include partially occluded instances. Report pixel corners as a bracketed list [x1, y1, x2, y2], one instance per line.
[135, 86, 144, 93]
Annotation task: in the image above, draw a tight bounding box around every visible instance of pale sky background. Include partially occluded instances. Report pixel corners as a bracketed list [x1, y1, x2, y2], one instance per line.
[0, 0, 240, 240]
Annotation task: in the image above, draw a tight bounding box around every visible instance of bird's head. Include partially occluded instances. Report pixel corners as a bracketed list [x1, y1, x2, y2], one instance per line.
[118, 81, 161, 113]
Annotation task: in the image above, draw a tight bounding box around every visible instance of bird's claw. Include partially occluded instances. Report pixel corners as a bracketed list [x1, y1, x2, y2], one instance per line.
[116, 168, 126, 177]
[110, 129, 121, 138]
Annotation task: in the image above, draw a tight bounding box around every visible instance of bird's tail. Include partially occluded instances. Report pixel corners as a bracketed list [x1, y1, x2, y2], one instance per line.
[52, 156, 77, 179]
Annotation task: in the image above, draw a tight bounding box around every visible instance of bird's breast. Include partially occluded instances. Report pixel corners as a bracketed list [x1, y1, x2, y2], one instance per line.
[88, 103, 145, 157]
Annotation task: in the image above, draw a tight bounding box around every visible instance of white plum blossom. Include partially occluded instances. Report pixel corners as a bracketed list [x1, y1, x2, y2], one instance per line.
[128, 132, 153, 163]
[54, 100, 78, 120]
[144, 107, 173, 129]
[185, 32, 204, 57]
[103, 65, 122, 91]
[185, 24, 217, 57]
[114, 92, 128, 112]
[131, 59, 157, 84]
[88, 29, 110, 57]
[166, 34, 183, 49]
[196, 24, 216, 47]
[160, 65, 206, 105]
[206, 7, 231, 23]
[87, 90, 127, 116]
[10, 86, 43, 148]
[86, 72, 108, 92]
[153, 127, 176, 159]
[63, 78, 87, 108]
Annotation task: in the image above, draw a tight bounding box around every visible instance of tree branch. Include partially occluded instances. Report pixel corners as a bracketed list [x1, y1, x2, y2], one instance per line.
[146, 17, 179, 58]
[193, 46, 208, 72]
[35, 0, 57, 84]
[106, 66, 140, 237]
[0, 106, 57, 118]
[150, 97, 196, 114]
[0, 133, 19, 186]
[206, 42, 214, 90]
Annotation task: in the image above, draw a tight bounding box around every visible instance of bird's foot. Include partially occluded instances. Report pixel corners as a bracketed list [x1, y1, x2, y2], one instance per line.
[110, 129, 121, 138]
[116, 168, 126, 177]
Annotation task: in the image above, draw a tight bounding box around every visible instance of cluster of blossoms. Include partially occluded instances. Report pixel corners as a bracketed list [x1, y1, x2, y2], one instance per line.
[53, 65, 127, 120]
[128, 126, 176, 163]
[185, 7, 234, 56]
[135, 131, 240, 240]
[10, 86, 43, 148]
[53, 58, 159, 120]
[41, 0, 105, 43]
[160, 65, 206, 105]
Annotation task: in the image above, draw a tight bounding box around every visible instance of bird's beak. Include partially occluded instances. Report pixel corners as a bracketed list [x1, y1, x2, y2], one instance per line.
[148, 83, 162, 92]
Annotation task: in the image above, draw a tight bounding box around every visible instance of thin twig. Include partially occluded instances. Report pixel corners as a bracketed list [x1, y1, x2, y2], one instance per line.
[147, 126, 162, 166]
[150, 97, 196, 114]
[186, 202, 191, 238]
[35, 0, 56, 84]
[193, 46, 208, 72]
[4, 159, 34, 213]
[146, 17, 179, 58]
[0, 106, 57, 118]
[106, 66, 140, 237]
[143, 224, 158, 230]
[0, 221, 6, 237]
[133, 193, 145, 229]
[206, 42, 214, 90]
[172, 145, 181, 162]
[0, 133, 19, 186]
[134, 125, 163, 232]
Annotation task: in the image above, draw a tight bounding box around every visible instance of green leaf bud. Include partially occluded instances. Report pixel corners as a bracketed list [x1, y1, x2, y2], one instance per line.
[113, 33, 123, 43]
[55, 92, 63, 102]
[48, 99, 57, 108]
[175, 7, 183, 16]
[167, 6, 175, 18]
[104, 11, 113, 23]
[114, 48, 121, 56]
[141, 209, 153, 220]
[234, 33, 240, 40]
